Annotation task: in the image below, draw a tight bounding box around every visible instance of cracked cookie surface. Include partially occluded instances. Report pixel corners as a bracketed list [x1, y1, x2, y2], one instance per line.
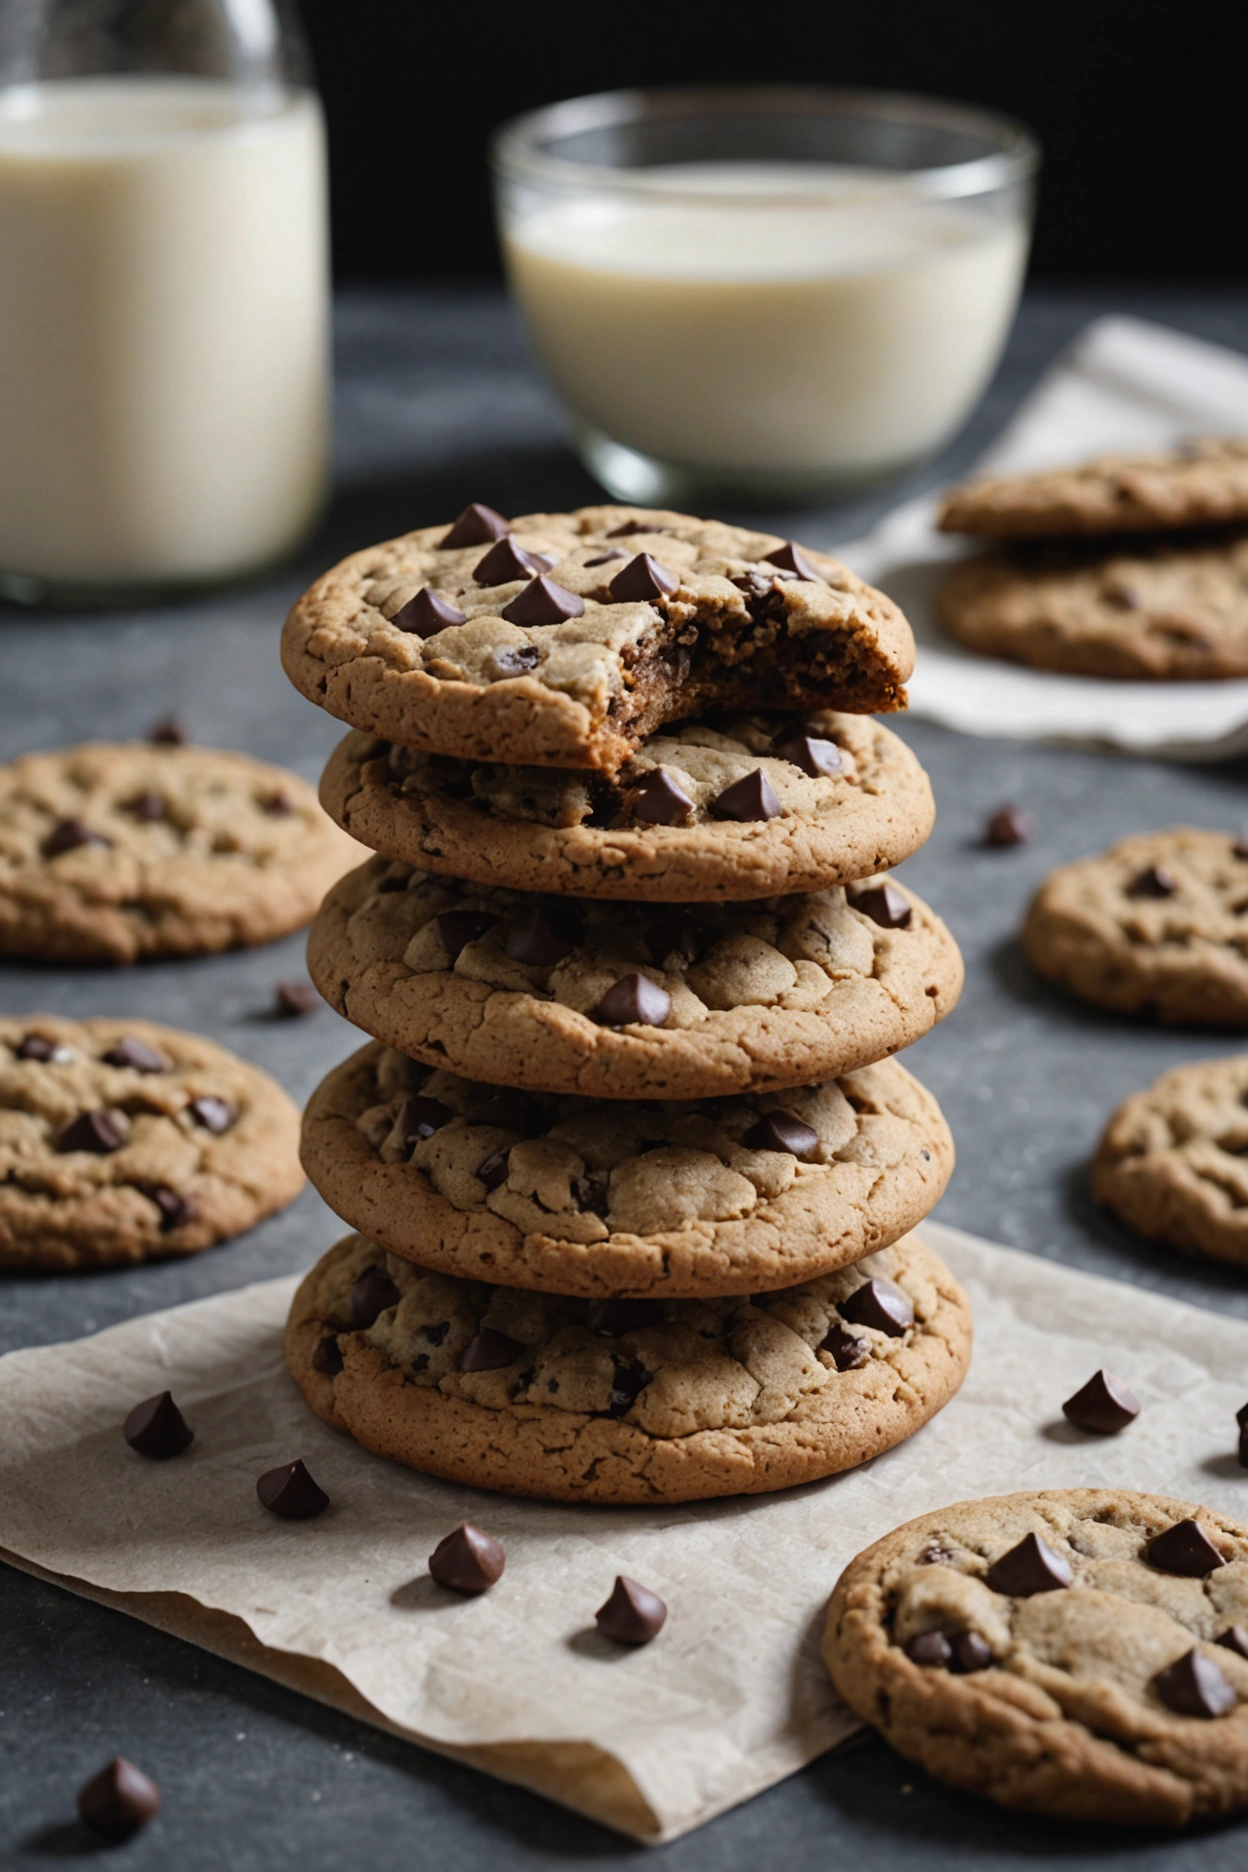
[281, 503, 913, 774]
[0, 1015, 303, 1268]
[0, 742, 361, 963]
[301, 1039, 953, 1298]
[320, 710, 935, 902]
[286, 1228, 971, 1503]
[938, 439, 1248, 540]
[1021, 828, 1248, 1026]
[1094, 1056, 1248, 1266]
[307, 855, 963, 1101]
[824, 1488, 1248, 1826]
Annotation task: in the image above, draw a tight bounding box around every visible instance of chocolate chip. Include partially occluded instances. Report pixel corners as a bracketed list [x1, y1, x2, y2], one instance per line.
[491, 644, 542, 678]
[396, 1094, 453, 1147]
[390, 586, 467, 637]
[275, 979, 322, 1017]
[632, 767, 694, 825]
[435, 908, 500, 960]
[441, 502, 509, 549]
[77, 1757, 160, 1841]
[764, 542, 823, 580]
[1147, 1518, 1226, 1577]
[985, 1532, 1073, 1597]
[772, 730, 844, 778]
[428, 1521, 506, 1593]
[731, 571, 779, 597]
[350, 1265, 401, 1327]
[742, 1111, 819, 1159]
[1217, 1625, 1248, 1658]
[585, 550, 626, 567]
[149, 714, 189, 745]
[125, 789, 167, 821]
[840, 1277, 914, 1337]
[949, 1631, 992, 1674]
[904, 1631, 952, 1667]
[1155, 1648, 1236, 1718]
[261, 790, 295, 815]
[312, 1335, 343, 1377]
[421, 1320, 450, 1346]
[465, 1091, 542, 1133]
[608, 553, 679, 603]
[474, 537, 553, 586]
[1128, 865, 1177, 898]
[595, 973, 672, 1027]
[256, 1459, 329, 1519]
[607, 519, 669, 538]
[102, 1036, 167, 1073]
[43, 816, 110, 856]
[983, 804, 1037, 847]
[588, 1298, 663, 1336]
[1062, 1369, 1140, 1435]
[474, 1148, 511, 1190]
[58, 1109, 126, 1154]
[850, 881, 912, 929]
[459, 1327, 524, 1372]
[1235, 837, 1248, 860]
[123, 1391, 193, 1459]
[710, 769, 781, 823]
[501, 576, 585, 627]
[644, 909, 706, 966]
[16, 1033, 71, 1062]
[151, 1187, 197, 1230]
[503, 906, 579, 966]
[819, 1323, 871, 1370]
[595, 1575, 667, 1644]
[607, 1358, 652, 1415]
[187, 1096, 232, 1134]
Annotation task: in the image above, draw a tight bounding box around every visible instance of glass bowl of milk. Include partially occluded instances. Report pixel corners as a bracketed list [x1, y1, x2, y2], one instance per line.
[493, 86, 1038, 505]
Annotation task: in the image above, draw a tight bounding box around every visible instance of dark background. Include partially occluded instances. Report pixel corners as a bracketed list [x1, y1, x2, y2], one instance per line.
[297, 0, 1243, 285]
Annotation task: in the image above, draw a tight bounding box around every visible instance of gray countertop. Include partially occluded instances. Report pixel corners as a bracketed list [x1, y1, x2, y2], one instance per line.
[4, 283, 1248, 1868]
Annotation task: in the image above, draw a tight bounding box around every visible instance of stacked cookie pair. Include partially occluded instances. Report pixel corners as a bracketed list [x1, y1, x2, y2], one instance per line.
[279, 501, 971, 1503]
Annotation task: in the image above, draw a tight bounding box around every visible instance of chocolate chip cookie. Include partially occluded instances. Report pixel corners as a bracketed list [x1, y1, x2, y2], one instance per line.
[307, 856, 963, 1101]
[281, 503, 913, 775]
[319, 710, 935, 903]
[1093, 1055, 1248, 1266]
[938, 533, 1248, 681]
[824, 1488, 1248, 1826]
[1022, 829, 1248, 1025]
[0, 1016, 303, 1269]
[938, 439, 1248, 540]
[286, 1228, 971, 1503]
[300, 1040, 954, 1298]
[0, 742, 360, 964]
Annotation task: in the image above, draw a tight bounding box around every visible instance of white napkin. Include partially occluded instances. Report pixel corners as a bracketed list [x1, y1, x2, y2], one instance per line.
[841, 316, 1248, 758]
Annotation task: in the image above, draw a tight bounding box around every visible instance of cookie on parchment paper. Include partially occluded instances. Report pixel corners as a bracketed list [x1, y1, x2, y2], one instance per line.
[938, 439, 1248, 540]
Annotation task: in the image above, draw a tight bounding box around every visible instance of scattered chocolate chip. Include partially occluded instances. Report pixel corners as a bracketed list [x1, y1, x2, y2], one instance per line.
[43, 816, 110, 856]
[904, 1631, 952, 1667]
[77, 1757, 160, 1841]
[123, 1391, 193, 1459]
[850, 881, 912, 929]
[58, 1109, 126, 1154]
[608, 553, 679, 603]
[985, 1532, 1073, 1597]
[501, 575, 585, 627]
[819, 1323, 871, 1370]
[503, 906, 579, 966]
[595, 1575, 667, 1644]
[607, 1358, 652, 1416]
[474, 1148, 510, 1190]
[149, 714, 189, 745]
[151, 1187, 197, 1231]
[465, 1091, 542, 1133]
[16, 1033, 71, 1062]
[772, 730, 844, 778]
[275, 979, 322, 1017]
[607, 519, 669, 538]
[1062, 1369, 1140, 1435]
[1128, 865, 1177, 899]
[490, 644, 541, 678]
[125, 789, 167, 821]
[710, 769, 781, 823]
[588, 1298, 663, 1336]
[949, 1631, 992, 1674]
[595, 973, 672, 1027]
[441, 503, 509, 549]
[256, 1459, 329, 1519]
[435, 908, 500, 960]
[840, 1277, 914, 1337]
[644, 909, 706, 966]
[350, 1265, 401, 1327]
[390, 586, 467, 637]
[731, 571, 778, 597]
[474, 537, 553, 586]
[1148, 1519, 1226, 1577]
[1217, 1625, 1248, 1658]
[742, 1111, 820, 1159]
[983, 804, 1037, 847]
[1155, 1648, 1236, 1718]
[764, 541, 824, 581]
[632, 767, 694, 825]
[459, 1327, 524, 1372]
[102, 1036, 167, 1073]
[312, 1335, 343, 1376]
[261, 790, 295, 815]
[396, 1094, 453, 1147]
[187, 1095, 232, 1134]
[428, 1521, 506, 1593]
[585, 550, 626, 567]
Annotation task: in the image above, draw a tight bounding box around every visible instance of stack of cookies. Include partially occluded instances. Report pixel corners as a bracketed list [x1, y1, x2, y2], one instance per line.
[278, 501, 971, 1504]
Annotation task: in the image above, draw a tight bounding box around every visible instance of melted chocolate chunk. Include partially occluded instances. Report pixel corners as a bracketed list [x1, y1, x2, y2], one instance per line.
[850, 881, 912, 929]
[490, 643, 542, 678]
[187, 1095, 233, 1134]
[983, 804, 1036, 847]
[77, 1758, 160, 1841]
[608, 553, 679, 603]
[741, 1111, 819, 1160]
[151, 1186, 197, 1230]
[585, 549, 626, 567]
[1155, 1648, 1236, 1718]
[58, 1109, 126, 1154]
[840, 1277, 914, 1337]
[459, 1327, 524, 1372]
[710, 769, 781, 823]
[819, 1323, 871, 1370]
[1128, 864, 1177, 899]
[595, 973, 672, 1028]
[261, 789, 295, 815]
[43, 816, 111, 856]
[772, 730, 844, 778]
[256, 1459, 329, 1519]
[441, 502, 509, 549]
[474, 537, 553, 586]
[607, 519, 669, 538]
[312, 1335, 344, 1376]
[588, 1298, 663, 1336]
[607, 1358, 653, 1416]
[464, 1091, 542, 1134]
[903, 1631, 952, 1667]
[632, 767, 694, 825]
[102, 1036, 167, 1073]
[644, 909, 706, 966]
[15, 1033, 70, 1062]
[949, 1631, 992, 1673]
[391, 586, 467, 637]
[764, 541, 823, 581]
[985, 1532, 1073, 1597]
[1147, 1518, 1226, 1577]
[1061, 1369, 1140, 1435]
[436, 908, 500, 960]
[123, 1391, 193, 1459]
[503, 905, 580, 966]
[595, 1575, 667, 1644]
[428, 1521, 505, 1592]
[501, 576, 585, 627]
[350, 1265, 402, 1327]
[396, 1095, 453, 1147]
[474, 1148, 511, 1191]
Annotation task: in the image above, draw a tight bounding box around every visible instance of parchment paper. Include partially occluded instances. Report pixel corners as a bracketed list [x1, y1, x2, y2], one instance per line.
[4, 1218, 1248, 1843]
[841, 316, 1248, 758]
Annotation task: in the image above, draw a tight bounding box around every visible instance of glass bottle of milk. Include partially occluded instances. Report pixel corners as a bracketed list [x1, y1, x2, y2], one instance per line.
[0, 0, 329, 603]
